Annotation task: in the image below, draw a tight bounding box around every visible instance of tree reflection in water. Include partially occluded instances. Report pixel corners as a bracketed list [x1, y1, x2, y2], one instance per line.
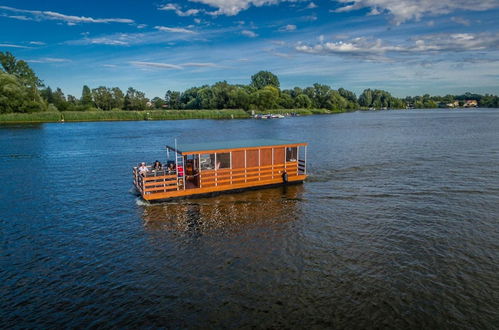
[141, 184, 305, 234]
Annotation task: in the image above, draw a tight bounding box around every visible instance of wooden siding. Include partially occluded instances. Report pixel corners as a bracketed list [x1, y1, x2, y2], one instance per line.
[232, 150, 245, 169]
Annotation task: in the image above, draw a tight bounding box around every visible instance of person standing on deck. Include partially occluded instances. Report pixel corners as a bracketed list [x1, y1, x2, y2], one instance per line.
[138, 162, 149, 176]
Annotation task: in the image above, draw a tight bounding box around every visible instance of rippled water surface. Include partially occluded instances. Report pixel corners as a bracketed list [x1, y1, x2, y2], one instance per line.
[1, 109, 498, 328]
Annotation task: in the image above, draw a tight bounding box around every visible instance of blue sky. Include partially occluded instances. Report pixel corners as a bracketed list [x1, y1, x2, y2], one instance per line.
[1, 0, 498, 98]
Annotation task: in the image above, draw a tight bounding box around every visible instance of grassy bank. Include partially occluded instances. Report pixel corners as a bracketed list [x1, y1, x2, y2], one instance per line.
[0, 112, 62, 123]
[0, 109, 251, 123]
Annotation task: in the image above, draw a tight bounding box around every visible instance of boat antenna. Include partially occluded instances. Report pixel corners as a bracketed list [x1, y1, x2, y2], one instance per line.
[174, 138, 178, 169]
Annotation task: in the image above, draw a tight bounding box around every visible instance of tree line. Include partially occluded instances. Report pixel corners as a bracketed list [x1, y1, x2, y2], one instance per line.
[1, 51, 498, 114]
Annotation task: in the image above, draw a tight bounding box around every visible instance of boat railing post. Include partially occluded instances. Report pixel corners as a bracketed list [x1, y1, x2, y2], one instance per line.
[244, 149, 247, 183]
[271, 147, 274, 179]
[214, 153, 217, 186]
[258, 148, 261, 181]
[199, 153, 202, 188]
[295, 146, 298, 174]
[304, 145, 307, 175]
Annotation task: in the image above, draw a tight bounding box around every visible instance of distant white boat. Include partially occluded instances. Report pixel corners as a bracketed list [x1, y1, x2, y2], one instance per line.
[254, 113, 285, 119]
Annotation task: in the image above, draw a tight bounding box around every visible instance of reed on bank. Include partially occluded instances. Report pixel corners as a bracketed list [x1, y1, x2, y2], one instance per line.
[0, 109, 251, 123]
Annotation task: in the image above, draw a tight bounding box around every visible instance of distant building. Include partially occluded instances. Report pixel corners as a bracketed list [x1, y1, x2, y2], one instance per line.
[464, 100, 478, 108]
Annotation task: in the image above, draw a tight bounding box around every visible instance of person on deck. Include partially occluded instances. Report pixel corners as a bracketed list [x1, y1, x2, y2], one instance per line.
[138, 162, 149, 176]
[153, 160, 162, 171]
[167, 162, 176, 173]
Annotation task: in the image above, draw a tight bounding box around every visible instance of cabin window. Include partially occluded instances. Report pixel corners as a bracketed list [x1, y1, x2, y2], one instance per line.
[216, 153, 231, 169]
[286, 147, 297, 162]
[200, 153, 215, 170]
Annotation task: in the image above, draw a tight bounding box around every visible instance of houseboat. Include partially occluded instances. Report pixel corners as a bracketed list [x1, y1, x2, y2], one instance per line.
[133, 139, 308, 202]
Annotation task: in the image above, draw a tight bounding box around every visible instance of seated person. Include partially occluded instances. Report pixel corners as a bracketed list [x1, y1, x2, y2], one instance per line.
[138, 162, 149, 176]
[153, 160, 162, 171]
[167, 162, 176, 173]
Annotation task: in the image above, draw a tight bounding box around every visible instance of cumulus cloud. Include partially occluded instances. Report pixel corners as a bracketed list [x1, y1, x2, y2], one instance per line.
[159, 3, 201, 16]
[155, 25, 197, 33]
[296, 33, 499, 58]
[332, 0, 499, 24]
[29, 41, 46, 45]
[279, 24, 297, 31]
[188, 0, 299, 16]
[0, 5, 134, 25]
[241, 30, 258, 37]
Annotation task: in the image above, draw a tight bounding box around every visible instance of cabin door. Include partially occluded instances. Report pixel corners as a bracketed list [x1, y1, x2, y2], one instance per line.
[184, 155, 200, 189]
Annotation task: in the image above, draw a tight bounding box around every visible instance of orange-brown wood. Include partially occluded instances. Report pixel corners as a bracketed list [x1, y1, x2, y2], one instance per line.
[135, 142, 307, 201]
[180, 143, 307, 155]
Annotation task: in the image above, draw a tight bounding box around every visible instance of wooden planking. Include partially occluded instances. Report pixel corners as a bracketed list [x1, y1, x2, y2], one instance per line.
[274, 147, 285, 164]
[246, 149, 259, 167]
[143, 174, 307, 200]
[260, 148, 272, 166]
[181, 143, 307, 156]
[232, 150, 245, 169]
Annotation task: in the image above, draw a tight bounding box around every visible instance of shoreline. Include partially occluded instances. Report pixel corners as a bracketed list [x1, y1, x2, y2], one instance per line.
[0, 107, 490, 124]
[0, 108, 340, 124]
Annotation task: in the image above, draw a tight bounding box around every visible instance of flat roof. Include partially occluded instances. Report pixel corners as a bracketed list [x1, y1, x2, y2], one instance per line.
[167, 139, 306, 154]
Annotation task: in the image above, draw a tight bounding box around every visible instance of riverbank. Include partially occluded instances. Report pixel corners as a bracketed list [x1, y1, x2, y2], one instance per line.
[0, 108, 338, 124]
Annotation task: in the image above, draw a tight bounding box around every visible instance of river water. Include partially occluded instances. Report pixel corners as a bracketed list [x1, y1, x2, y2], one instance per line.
[1, 109, 498, 328]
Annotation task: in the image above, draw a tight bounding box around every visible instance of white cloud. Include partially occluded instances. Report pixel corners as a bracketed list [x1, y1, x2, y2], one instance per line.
[137, 24, 148, 29]
[130, 61, 184, 70]
[182, 62, 218, 67]
[451, 16, 471, 26]
[0, 43, 30, 48]
[241, 30, 258, 37]
[332, 0, 499, 24]
[0, 5, 134, 25]
[279, 24, 297, 31]
[27, 57, 71, 63]
[129, 61, 218, 70]
[155, 25, 197, 34]
[159, 3, 201, 16]
[5, 15, 32, 21]
[188, 0, 298, 16]
[306, 2, 317, 9]
[84, 37, 130, 46]
[29, 41, 46, 45]
[296, 33, 499, 58]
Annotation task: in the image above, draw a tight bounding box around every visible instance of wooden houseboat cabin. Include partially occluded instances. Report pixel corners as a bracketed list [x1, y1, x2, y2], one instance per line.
[133, 139, 308, 201]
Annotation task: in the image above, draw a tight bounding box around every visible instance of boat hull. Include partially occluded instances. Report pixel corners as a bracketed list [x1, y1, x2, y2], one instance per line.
[141, 174, 307, 202]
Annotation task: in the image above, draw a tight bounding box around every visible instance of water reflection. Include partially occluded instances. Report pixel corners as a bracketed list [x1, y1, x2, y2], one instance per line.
[142, 184, 305, 234]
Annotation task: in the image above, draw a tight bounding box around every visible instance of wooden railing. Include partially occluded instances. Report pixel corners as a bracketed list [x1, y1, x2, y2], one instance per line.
[133, 159, 305, 196]
[199, 161, 299, 188]
[133, 167, 179, 194]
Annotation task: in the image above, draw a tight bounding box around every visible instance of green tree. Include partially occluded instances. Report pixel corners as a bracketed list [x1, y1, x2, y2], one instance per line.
[80, 85, 93, 108]
[151, 97, 165, 109]
[111, 87, 124, 109]
[124, 87, 148, 110]
[53, 87, 68, 111]
[294, 94, 312, 108]
[251, 85, 279, 110]
[165, 90, 181, 109]
[250, 71, 280, 90]
[92, 86, 113, 110]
